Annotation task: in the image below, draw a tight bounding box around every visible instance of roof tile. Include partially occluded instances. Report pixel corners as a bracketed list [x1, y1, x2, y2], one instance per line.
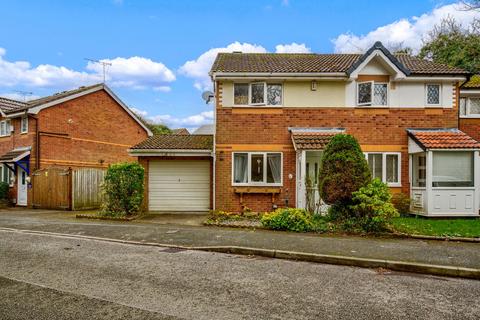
[131, 134, 213, 150]
[408, 129, 480, 150]
[291, 132, 336, 150]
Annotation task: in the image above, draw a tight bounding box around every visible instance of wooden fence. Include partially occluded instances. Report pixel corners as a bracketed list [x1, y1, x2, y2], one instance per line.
[32, 167, 106, 210]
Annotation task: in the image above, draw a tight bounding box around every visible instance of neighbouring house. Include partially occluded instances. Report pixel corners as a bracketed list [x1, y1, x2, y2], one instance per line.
[172, 128, 190, 135]
[193, 124, 215, 135]
[132, 42, 479, 217]
[0, 83, 152, 207]
[459, 75, 480, 142]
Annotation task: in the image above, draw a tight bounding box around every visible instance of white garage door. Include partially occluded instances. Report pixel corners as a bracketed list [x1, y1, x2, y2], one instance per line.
[148, 160, 210, 212]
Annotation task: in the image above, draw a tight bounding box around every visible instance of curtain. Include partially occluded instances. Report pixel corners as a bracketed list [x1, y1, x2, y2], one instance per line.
[267, 154, 281, 183]
[433, 152, 473, 187]
[234, 154, 248, 183]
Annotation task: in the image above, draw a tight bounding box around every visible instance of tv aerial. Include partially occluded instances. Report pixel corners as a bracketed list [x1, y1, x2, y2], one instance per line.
[85, 58, 112, 83]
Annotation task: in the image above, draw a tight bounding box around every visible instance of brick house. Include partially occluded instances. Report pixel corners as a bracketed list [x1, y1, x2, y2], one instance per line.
[0, 83, 151, 206]
[459, 75, 480, 141]
[133, 42, 479, 217]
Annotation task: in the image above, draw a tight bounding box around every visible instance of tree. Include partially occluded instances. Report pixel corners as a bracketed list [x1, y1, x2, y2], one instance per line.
[318, 134, 371, 207]
[132, 110, 172, 135]
[418, 17, 480, 73]
[462, 1, 480, 10]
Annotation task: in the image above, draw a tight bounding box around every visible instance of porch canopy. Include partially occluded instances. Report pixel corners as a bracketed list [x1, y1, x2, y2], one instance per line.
[0, 147, 31, 175]
[407, 128, 480, 217]
[290, 127, 345, 151]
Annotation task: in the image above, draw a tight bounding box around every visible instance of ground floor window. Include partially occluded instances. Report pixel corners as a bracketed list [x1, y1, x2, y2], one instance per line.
[365, 152, 401, 186]
[432, 151, 474, 187]
[0, 164, 13, 186]
[232, 152, 282, 186]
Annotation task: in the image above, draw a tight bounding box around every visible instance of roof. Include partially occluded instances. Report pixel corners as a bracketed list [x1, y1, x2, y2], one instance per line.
[193, 124, 215, 135]
[0, 148, 30, 163]
[407, 129, 480, 150]
[0, 97, 28, 113]
[462, 75, 480, 89]
[0, 83, 152, 136]
[171, 128, 190, 135]
[210, 42, 467, 76]
[290, 128, 344, 150]
[131, 134, 213, 151]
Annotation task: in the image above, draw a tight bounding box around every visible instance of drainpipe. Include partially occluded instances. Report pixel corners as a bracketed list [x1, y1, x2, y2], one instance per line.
[32, 114, 40, 170]
[212, 80, 217, 210]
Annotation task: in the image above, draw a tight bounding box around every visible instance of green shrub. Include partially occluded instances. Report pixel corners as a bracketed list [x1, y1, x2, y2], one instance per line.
[349, 179, 399, 232]
[0, 181, 9, 200]
[391, 193, 411, 216]
[318, 134, 371, 217]
[101, 162, 144, 216]
[261, 208, 314, 232]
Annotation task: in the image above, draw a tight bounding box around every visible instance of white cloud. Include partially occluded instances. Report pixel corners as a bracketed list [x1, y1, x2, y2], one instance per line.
[275, 43, 311, 53]
[0, 48, 175, 92]
[133, 108, 214, 131]
[332, 2, 480, 53]
[179, 42, 267, 91]
[0, 92, 40, 101]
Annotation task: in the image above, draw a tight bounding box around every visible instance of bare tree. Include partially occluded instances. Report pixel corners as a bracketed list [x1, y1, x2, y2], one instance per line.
[461, 1, 480, 10]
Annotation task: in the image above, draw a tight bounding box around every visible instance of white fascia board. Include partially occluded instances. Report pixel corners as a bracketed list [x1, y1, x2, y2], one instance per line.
[460, 90, 480, 96]
[400, 76, 467, 82]
[428, 148, 480, 152]
[349, 50, 407, 80]
[128, 149, 213, 157]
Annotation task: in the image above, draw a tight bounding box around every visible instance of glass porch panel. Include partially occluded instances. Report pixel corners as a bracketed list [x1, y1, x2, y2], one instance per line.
[432, 151, 474, 187]
[412, 153, 426, 187]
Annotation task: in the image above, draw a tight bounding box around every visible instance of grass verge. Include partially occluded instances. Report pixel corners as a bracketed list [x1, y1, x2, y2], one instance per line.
[390, 216, 480, 238]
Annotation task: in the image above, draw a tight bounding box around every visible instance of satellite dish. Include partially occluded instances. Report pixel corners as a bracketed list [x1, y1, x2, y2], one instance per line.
[202, 91, 214, 104]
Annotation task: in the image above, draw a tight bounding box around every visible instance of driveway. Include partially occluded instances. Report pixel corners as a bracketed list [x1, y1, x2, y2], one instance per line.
[1, 230, 479, 319]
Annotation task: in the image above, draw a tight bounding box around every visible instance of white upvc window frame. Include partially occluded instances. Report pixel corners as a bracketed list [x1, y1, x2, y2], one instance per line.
[460, 97, 480, 118]
[0, 120, 11, 137]
[20, 116, 28, 134]
[364, 152, 402, 187]
[357, 81, 389, 107]
[0, 164, 13, 187]
[231, 152, 283, 187]
[233, 82, 283, 107]
[425, 83, 442, 106]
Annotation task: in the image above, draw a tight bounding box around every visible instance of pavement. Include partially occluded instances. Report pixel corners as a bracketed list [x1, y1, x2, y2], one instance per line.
[0, 208, 479, 272]
[1, 230, 479, 319]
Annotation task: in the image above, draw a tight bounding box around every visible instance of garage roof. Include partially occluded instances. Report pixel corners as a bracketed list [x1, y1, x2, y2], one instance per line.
[131, 134, 213, 151]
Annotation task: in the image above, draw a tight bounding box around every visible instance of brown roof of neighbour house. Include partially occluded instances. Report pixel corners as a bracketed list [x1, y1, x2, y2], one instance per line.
[131, 134, 213, 150]
[291, 131, 340, 150]
[407, 129, 480, 150]
[0, 97, 28, 113]
[210, 43, 467, 76]
[462, 75, 480, 89]
[0, 83, 104, 114]
[171, 128, 190, 135]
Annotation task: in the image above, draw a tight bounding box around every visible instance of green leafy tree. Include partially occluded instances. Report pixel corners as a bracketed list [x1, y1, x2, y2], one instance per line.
[418, 17, 480, 73]
[132, 110, 172, 135]
[102, 162, 145, 216]
[318, 134, 371, 207]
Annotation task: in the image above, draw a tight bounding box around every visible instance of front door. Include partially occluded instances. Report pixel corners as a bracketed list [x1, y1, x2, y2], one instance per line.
[17, 168, 27, 206]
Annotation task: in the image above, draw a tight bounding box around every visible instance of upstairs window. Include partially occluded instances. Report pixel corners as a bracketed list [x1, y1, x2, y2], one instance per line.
[234, 83, 283, 106]
[426, 84, 441, 106]
[460, 97, 480, 117]
[357, 81, 388, 106]
[0, 120, 11, 137]
[21, 116, 28, 134]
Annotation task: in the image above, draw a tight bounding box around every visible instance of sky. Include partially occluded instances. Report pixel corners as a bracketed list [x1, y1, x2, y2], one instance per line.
[0, 0, 478, 131]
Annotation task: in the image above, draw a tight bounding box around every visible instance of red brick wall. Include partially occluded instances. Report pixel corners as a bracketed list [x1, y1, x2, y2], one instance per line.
[215, 81, 460, 213]
[460, 119, 480, 142]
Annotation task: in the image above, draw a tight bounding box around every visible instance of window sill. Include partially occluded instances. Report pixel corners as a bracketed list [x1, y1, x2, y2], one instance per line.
[355, 105, 389, 109]
[460, 115, 480, 119]
[387, 184, 402, 188]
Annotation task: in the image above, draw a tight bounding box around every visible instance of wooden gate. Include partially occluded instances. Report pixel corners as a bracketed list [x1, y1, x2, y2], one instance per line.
[72, 168, 105, 210]
[32, 167, 71, 210]
[32, 167, 106, 210]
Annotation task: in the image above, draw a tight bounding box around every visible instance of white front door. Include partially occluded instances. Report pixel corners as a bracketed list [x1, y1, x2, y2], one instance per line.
[17, 168, 27, 206]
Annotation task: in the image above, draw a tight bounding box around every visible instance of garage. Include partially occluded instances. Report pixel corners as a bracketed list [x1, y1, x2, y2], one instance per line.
[129, 134, 214, 212]
[148, 160, 210, 211]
